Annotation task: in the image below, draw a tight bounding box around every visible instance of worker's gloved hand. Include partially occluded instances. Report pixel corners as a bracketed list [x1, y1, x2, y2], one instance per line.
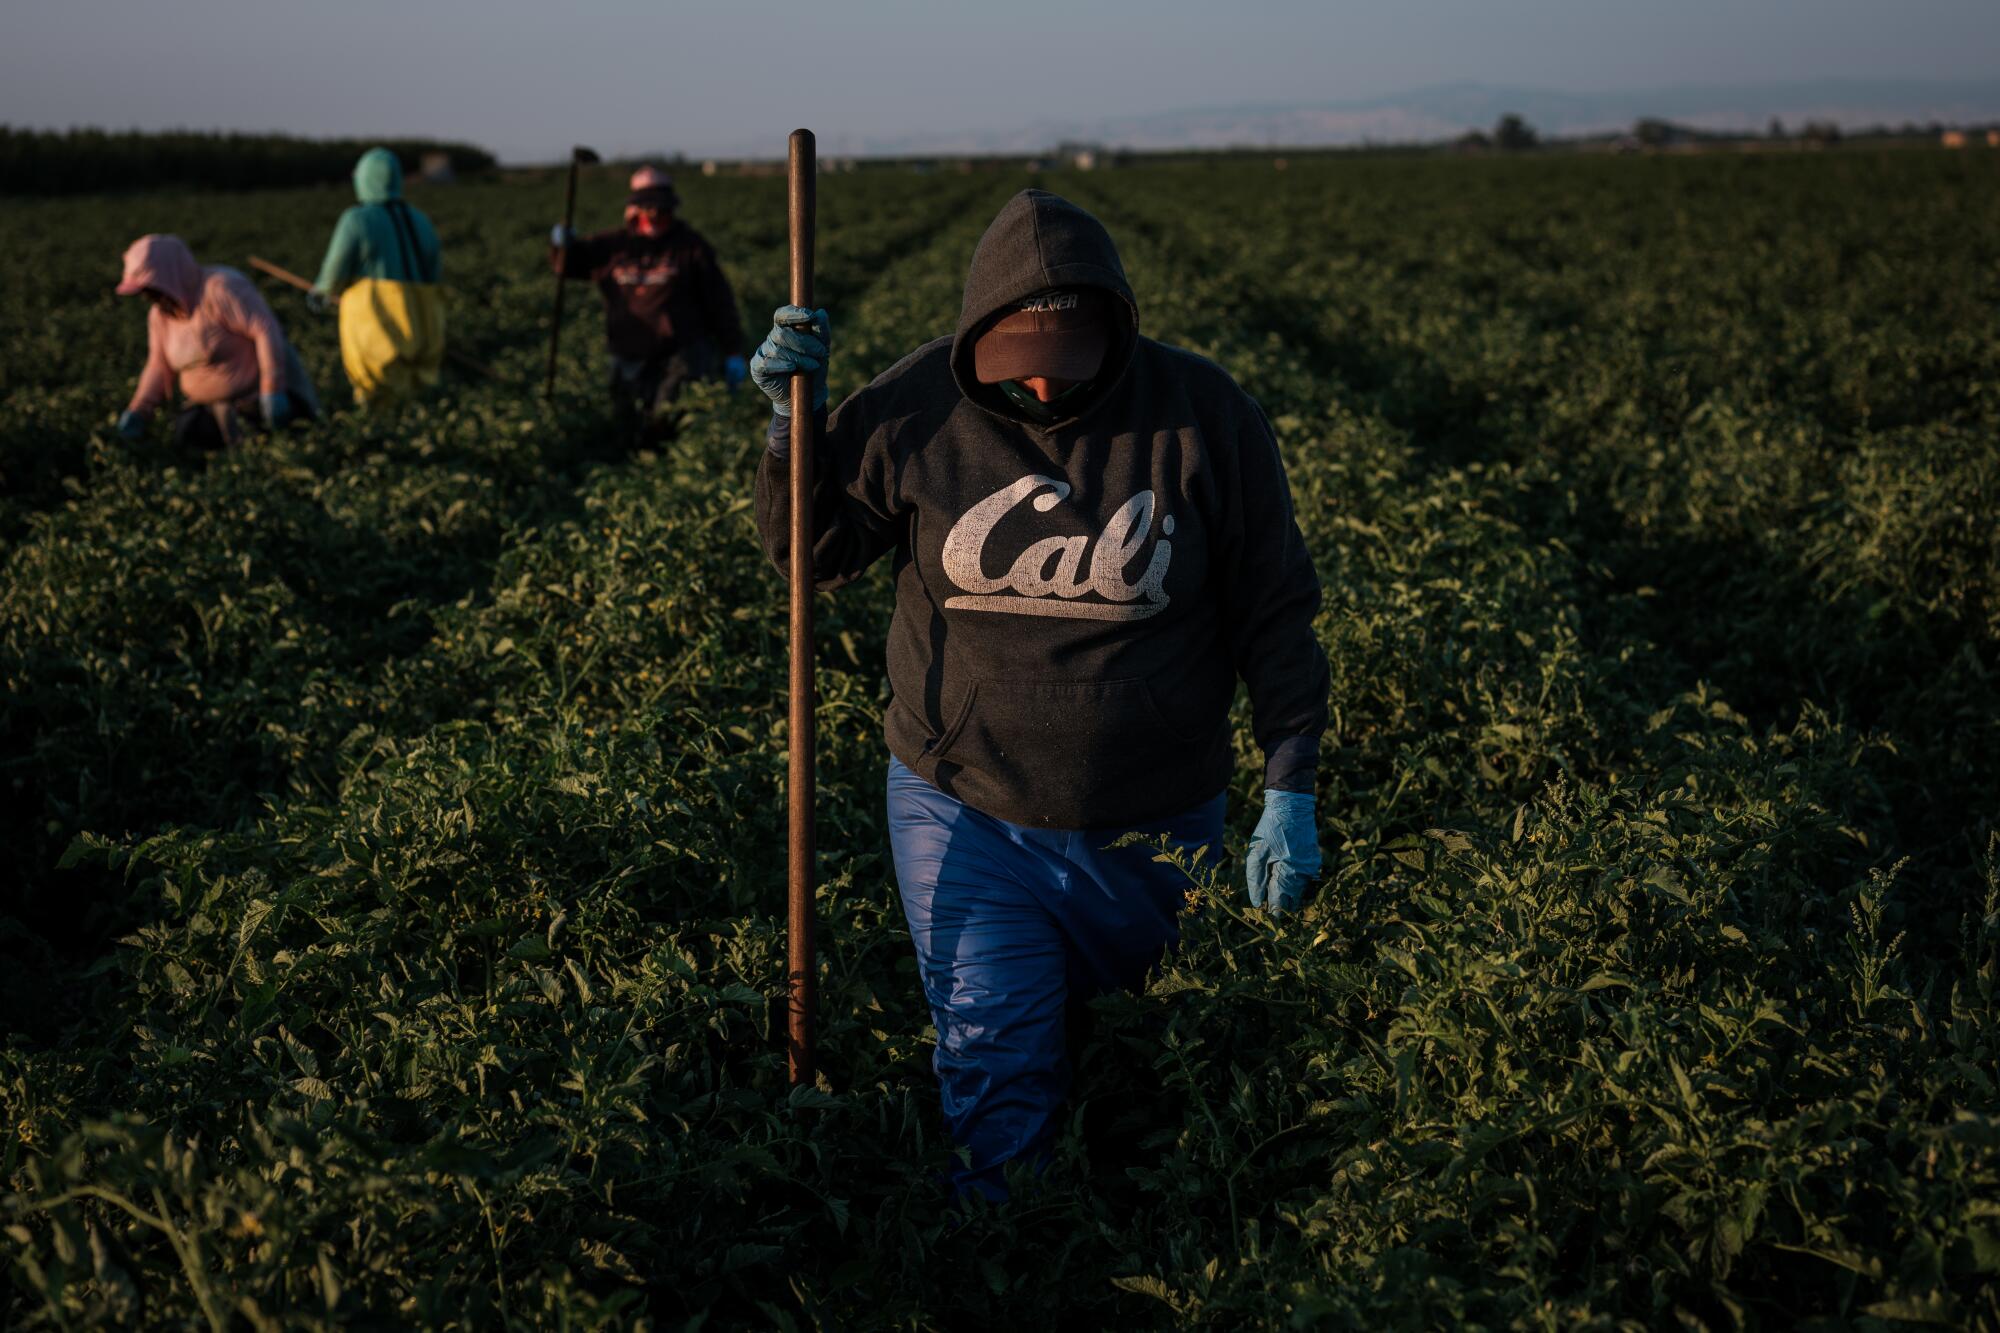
[750, 305, 830, 416]
[1246, 790, 1321, 916]
[260, 391, 292, 430]
[307, 287, 332, 316]
[115, 409, 146, 441]
[723, 354, 748, 390]
[550, 223, 574, 249]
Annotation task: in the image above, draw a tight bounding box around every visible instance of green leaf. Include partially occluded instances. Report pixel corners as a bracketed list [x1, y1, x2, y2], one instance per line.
[1669, 1057, 1697, 1114]
[1861, 1292, 1958, 1324]
[1110, 1275, 1179, 1307]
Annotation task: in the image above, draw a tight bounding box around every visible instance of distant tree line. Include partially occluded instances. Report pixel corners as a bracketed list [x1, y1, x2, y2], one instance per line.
[1455, 111, 1858, 156]
[0, 128, 497, 196]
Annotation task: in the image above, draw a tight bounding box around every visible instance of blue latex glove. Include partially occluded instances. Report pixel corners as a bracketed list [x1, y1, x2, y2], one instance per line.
[260, 391, 291, 430]
[307, 287, 333, 316]
[1246, 790, 1321, 915]
[115, 409, 146, 441]
[750, 305, 830, 416]
[550, 223, 573, 249]
[723, 354, 749, 389]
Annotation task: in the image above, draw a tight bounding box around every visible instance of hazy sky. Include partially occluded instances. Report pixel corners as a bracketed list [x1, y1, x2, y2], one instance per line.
[6, 0, 1999, 162]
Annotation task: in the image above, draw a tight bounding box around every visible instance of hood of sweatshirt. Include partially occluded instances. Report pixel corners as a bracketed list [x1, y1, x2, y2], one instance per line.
[115, 233, 204, 313]
[353, 147, 404, 204]
[949, 189, 1139, 428]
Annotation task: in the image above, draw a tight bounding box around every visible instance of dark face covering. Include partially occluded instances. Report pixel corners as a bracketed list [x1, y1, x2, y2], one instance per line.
[997, 376, 1096, 423]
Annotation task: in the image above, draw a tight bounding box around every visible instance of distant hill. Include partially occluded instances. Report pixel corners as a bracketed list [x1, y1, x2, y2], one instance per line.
[809, 78, 2000, 157]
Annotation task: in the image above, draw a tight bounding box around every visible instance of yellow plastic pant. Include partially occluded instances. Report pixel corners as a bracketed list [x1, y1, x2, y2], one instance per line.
[338, 278, 446, 406]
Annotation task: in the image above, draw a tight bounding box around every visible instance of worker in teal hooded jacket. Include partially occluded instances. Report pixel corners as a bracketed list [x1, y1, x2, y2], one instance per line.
[311, 148, 446, 407]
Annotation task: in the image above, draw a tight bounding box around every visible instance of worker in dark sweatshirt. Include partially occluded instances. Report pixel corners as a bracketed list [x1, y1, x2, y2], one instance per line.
[750, 189, 1328, 1199]
[550, 165, 747, 446]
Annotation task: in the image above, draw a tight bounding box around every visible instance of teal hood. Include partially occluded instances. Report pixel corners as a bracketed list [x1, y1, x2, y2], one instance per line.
[352, 148, 404, 204]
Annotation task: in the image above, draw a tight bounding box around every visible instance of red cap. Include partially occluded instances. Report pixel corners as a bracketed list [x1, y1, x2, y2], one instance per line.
[973, 288, 1109, 383]
[626, 164, 679, 210]
[629, 165, 672, 192]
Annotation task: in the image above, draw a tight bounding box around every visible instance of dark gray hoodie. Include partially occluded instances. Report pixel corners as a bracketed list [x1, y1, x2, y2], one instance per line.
[756, 189, 1326, 829]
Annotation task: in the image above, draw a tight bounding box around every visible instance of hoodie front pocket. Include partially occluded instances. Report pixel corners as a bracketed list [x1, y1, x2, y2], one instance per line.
[925, 683, 979, 758]
[931, 676, 1196, 814]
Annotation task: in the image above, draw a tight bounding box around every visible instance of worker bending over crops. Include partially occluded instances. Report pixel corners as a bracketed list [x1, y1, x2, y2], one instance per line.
[751, 189, 1328, 1198]
[309, 147, 446, 408]
[550, 166, 748, 446]
[115, 234, 321, 448]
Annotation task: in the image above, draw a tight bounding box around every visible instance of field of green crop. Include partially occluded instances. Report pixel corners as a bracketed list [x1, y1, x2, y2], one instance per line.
[4, 150, 1999, 1329]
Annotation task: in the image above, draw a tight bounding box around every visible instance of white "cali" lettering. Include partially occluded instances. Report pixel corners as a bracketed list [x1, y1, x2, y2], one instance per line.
[940, 474, 1173, 620]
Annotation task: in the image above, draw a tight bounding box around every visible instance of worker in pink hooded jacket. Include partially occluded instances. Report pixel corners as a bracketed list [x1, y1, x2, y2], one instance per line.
[114, 234, 321, 447]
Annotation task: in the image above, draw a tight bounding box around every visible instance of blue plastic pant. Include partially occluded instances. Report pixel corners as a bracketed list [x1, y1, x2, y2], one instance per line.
[886, 757, 1225, 1198]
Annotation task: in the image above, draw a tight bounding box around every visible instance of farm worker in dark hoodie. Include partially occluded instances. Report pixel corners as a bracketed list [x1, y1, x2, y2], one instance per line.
[750, 189, 1329, 1198]
[309, 147, 446, 407]
[115, 234, 321, 447]
[550, 165, 748, 445]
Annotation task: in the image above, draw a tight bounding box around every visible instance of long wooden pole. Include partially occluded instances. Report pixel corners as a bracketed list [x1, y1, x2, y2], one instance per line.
[787, 128, 818, 1087]
[544, 146, 596, 401]
[246, 255, 498, 381]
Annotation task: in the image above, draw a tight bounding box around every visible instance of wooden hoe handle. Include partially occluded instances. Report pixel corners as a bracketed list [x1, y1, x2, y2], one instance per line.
[787, 128, 818, 1087]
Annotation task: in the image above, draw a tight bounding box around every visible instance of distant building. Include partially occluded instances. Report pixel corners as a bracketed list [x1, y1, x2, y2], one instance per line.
[1988, 129, 2000, 148]
[1942, 129, 1969, 149]
[701, 160, 719, 177]
[417, 151, 455, 184]
[1052, 140, 1107, 171]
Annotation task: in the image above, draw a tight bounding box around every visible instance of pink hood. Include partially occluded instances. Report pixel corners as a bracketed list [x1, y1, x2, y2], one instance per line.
[116, 234, 204, 312]
[119, 233, 319, 419]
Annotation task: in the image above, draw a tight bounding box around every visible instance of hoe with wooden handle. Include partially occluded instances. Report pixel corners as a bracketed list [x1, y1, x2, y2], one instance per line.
[544, 144, 602, 401]
[787, 127, 818, 1087]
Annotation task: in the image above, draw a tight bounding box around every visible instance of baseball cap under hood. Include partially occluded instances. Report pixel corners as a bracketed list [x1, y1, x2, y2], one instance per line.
[950, 189, 1139, 424]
